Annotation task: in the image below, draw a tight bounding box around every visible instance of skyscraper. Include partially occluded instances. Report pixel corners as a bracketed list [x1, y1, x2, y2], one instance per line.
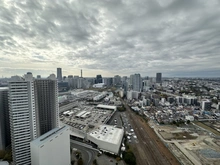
[34, 74, 59, 136]
[156, 73, 162, 83]
[113, 75, 121, 86]
[8, 74, 37, 165]
[8, 73, 60, 165]
[130, 74, 142, 92]
[0, 87, 10, 150]
[96, 75, 102, 83]
[57, 68, 62, 82]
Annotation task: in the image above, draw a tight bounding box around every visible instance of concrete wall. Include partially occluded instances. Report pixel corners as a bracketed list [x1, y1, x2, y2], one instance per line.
[31, 127, 71, 165]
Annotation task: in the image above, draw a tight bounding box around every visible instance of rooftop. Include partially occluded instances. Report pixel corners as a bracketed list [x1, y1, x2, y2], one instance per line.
[31, 126, 69, 146]
[89, 125, 124, 144]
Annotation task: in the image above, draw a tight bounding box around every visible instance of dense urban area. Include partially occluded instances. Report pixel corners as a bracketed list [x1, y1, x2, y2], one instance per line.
[0, 70, 220, 165]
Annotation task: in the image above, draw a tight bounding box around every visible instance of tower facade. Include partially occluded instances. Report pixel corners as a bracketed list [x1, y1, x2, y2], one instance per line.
[34, 74, 59, 136]
[130, 74, 142, 92]
[0, 87, 10, 150]
[57, 68, 62, 82]
[96, 75, 102, 83]
[156, 73, 162, 83]
[8, 74, 37, 165]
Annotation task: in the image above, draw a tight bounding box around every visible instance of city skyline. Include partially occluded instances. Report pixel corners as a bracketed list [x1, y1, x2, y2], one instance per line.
[0, 0, 220, 77]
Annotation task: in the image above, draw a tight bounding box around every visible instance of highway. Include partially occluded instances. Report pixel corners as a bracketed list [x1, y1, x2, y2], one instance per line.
[123, 100, 180, 165]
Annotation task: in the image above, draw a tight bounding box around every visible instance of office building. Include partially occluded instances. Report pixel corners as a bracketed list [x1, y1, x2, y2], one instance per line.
[130, 74, 142, 92]
[77, 77, 84, 88]
[156, 73, 162, 83]
[34, 74, 59, 136]
[113, 75, 121, 86]
[202, 100, 211, 111]
[95, 75, 102, 84]
[31, 126, 70, 165]
[8, 74, 37, 165]
[103, 78, 113, 87]
[67, 75, 74, 88]
[0, 87, 10, 150]
[57, 68, 62, 82]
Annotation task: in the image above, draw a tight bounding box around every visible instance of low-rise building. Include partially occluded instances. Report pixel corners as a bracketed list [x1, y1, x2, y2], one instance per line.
[30, 126, 70, 165]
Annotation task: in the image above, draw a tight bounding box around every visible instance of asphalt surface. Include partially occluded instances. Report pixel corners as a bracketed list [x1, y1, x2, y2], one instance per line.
[70, 141, 98, 165]
[107, 111, 123, 127]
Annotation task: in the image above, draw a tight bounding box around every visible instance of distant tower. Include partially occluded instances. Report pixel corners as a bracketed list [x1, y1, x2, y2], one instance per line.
[57, 68, 62, 82]
[156, 73, 162, 83]
[37, 75, 41, 79]
[81, 69, 83, 78]
[130, 74, 142, 92]
[96, 75, 102, 83]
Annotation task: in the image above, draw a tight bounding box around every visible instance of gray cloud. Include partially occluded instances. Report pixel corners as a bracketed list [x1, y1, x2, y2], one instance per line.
[0, 0, 220, 77]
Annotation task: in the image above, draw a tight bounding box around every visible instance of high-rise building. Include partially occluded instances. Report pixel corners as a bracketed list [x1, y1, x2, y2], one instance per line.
[67, 75, 74, 88]
[34, 74, 59, 136]
[0, 87, 10, 150]
[130, 74, 142, 92]
[96, 75, 102, 83]
[156, 73, 162, 83]
[9, 73, 60, 165]
[202, 100, 211, 111]
[103, 78, 113, 87]
[8, 74, 37, 165]
[57, 68, 62, 82]
[113, 75, 121, 86]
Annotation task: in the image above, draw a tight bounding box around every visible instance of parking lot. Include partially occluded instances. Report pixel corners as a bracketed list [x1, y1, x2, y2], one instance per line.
[60, 105, 116, 135]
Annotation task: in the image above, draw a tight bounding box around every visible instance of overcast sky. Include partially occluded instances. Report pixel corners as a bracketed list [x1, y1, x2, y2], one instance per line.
[0, 0, 220, 78]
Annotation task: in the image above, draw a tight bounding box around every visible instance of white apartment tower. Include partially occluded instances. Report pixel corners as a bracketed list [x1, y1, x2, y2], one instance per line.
[130, 74, 142, 92]
[8, 73, 59, 165]
[8, 73, 37, 165]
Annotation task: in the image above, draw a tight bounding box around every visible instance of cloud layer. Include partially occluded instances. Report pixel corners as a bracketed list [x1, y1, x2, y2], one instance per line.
[0, 0, 220, 77]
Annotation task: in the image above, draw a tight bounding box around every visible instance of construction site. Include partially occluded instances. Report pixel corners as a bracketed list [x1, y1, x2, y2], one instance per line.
[149, 120, 220, 165]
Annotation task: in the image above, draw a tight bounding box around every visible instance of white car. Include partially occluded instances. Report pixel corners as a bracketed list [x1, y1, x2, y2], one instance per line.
[133, 135, 137, 138]
[130, 129, 134, 132]
[127, 136, 131, 139]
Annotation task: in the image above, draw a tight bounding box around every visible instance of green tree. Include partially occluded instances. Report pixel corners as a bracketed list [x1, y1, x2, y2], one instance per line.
[123, 151, 136, 165]
[77, 158, 83, 165]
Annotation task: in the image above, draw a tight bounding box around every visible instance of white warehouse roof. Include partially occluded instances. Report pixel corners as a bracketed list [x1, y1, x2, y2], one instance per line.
[87, 125, 124, 154]
[97, 104, 117, 110]
[76, 110, 87, 117]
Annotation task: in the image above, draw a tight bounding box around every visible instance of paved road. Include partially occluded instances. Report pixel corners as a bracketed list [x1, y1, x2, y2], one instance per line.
[70, 141, 97, 165]
[122, 100, 180, 165]
[107, 111, 123, 127]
